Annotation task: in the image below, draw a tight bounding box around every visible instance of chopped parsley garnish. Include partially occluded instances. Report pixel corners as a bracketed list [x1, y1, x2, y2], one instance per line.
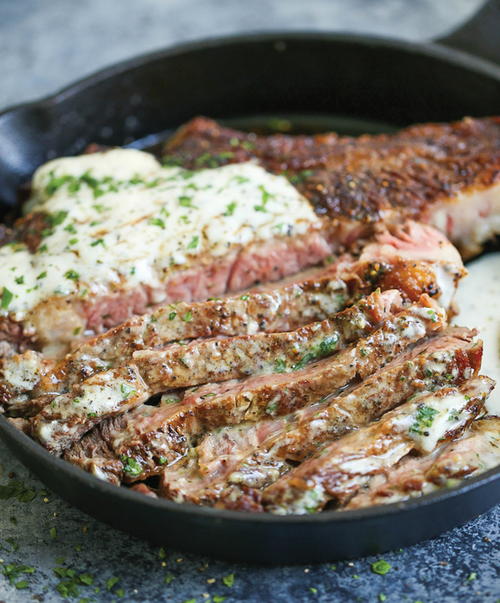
[64, 269, 80, 281]
[91, 238, 105, 247]
[168, 311, 177, 320]
[292, 334, 339, 371]
[87, 412, 97, 418]
[64, 223, 77, 234]
[224, 201, 237, 216]
[222, 573, 235, 587]
[426, 309, 438, 322]
[149, 217, 166, 229]
[36, 271, 47, 280]
[120, 455, 142, 477]
[254, 184, 274, 212]
[232, 174, 250, 184]
[120, 383, 137, 399]
[195, 152, 234, 168]
[288, 169, 314, 184]
[106, 577, 120, 591]
[371, 560, 392, 575]
[409, 405, 439, 435]
[274, 358, 287, 373]
[187, 235, 199, 250]
[265, 400, 279, 415]
[181, 311, 193, 322]
[1, 287, 13, 309]
[178, 195, 196, 208]
[240, 294, 249, 301]
[0, 479, 37, 502]
[69, 238, 78, 246]
[47, 210, 69, 227]
[2, 563, 35, 588]
[15, 276, 24, 285]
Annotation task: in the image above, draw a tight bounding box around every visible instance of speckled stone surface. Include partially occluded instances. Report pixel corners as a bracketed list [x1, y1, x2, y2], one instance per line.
[0, 1, 498, 601]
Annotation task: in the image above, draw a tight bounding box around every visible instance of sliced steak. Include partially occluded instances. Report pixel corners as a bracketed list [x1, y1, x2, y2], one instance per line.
[346, 416, 500, 509]
[134, 288, 404, 392]
[260, 376, 493, 514]
[1, 218, 464, 413]
[65, 296, 447, 484]
[165, 116, 500, 258]
[158, 329, 482, 505]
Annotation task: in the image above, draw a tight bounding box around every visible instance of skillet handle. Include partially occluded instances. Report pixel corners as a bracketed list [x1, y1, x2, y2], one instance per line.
[434, 0, 500, 65]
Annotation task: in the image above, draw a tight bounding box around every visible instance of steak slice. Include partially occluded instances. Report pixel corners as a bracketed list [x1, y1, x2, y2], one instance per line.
[165, 116, 500, 258]
[260, 376, 493, 514]
[65, 296, 446, 483]
[134, 288, 404, 391]
[346, 416, 500, 510]
[158, 329, 482, 505]
[30, 366, 149, 454]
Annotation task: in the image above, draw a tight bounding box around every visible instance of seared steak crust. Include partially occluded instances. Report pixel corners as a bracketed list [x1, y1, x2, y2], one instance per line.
[159, 330, 483, 505]
[165, 116, 500, 256]
[165, 115, 500, 221]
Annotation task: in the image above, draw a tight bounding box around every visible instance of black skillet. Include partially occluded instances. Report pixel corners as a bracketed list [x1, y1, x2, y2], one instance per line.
[0, 2, 499, 564]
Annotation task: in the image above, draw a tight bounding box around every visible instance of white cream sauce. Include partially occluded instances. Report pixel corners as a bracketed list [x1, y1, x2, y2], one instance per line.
[0, 149, 321, 318]
[454, 253, 500, 416]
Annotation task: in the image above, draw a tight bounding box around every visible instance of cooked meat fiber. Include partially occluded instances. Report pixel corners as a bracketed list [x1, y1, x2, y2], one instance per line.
[165, 116, 500, 258]
[260, 376, 493, 514]
[66, 297, 447, 484]
[0, 219, 465, 413]
[158, 329, 482, 505]
[346, 417, 500, 509]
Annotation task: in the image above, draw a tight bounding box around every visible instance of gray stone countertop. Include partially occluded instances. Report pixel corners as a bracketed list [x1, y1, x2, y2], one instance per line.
[0, 1, 498, 601]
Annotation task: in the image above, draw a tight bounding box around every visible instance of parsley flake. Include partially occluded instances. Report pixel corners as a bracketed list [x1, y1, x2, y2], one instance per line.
[371, 560, 392, 575]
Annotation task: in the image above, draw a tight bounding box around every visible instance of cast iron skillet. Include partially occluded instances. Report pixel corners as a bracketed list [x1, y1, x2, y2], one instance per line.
[0, 2, 499, 563]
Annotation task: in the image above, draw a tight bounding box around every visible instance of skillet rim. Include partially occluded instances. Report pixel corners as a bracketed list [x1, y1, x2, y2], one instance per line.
[1, 30, 500, 122]
[0, 30, 498, 527]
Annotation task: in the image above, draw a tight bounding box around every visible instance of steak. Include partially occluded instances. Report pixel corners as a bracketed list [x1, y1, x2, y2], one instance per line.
[65, 296, 447, 483]
[0, 218, 465, 414]
[33, 289, 405, 454]
[0, 152, 331, 354]
[165, 116, 500, 258]
[346, 416, 500, 509]
[260, 376, 493, 514]
[157, 329, 482, 505]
